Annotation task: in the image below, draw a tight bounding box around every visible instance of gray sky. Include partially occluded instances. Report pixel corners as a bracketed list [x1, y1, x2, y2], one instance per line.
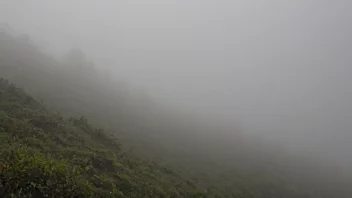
[1, 0, 352, 162]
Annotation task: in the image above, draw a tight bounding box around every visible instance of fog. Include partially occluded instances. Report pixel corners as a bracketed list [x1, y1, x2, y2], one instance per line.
[1, 0, 352, 167]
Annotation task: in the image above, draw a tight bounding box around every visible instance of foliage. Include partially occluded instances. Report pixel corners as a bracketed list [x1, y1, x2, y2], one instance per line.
[0, 79, 204, 197]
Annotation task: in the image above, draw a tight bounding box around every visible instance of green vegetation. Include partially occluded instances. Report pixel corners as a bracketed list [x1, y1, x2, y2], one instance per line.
[0, 79, 205, 197]
[0, 31, 351, 197]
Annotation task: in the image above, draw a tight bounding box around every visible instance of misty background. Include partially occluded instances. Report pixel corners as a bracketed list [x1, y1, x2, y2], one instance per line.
[1, 0, 351, 167]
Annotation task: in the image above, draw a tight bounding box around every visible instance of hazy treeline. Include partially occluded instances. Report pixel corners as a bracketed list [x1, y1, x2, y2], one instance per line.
[0, 26, 351, 197]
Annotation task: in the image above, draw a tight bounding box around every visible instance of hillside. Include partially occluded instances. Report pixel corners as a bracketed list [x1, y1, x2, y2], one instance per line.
[0, 31, 351, 197]
[0, 78, 211, 197]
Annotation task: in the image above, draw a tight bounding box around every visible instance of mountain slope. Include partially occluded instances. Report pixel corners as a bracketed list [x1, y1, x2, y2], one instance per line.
[0, 78, 206, 197]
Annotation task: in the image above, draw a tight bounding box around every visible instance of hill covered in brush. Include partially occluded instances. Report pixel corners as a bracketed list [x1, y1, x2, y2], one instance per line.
[0, 78, 210, 197]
